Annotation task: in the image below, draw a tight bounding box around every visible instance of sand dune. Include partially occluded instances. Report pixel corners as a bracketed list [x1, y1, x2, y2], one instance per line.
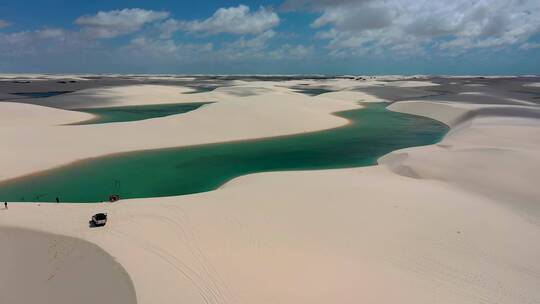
[0, 102, 93, 127]
[1, 77, 540, 304]
[383, 100, 540, 219]
[317, 90, 385, 102]
[49, 84, 207, 108]
[0, 227, 136, 304]
[0, 74, 92, 81]
[384, 80, 440, 87]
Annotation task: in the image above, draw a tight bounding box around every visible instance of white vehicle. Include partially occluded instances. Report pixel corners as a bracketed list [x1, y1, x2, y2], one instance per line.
[91, 213, 108, 227]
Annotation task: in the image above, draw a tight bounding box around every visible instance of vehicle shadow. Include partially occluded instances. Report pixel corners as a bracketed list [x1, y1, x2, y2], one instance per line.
[88, 220, 101, 228]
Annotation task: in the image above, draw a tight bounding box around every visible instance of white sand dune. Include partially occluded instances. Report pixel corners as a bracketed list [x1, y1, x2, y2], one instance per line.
[384, 80, 440, 87]
[280, 78, 388, 90]
[383, 100, 540, 219]
[1, 79, 540, 304]
[0, 102, 93, 127]
[0, 74, 92, 81]
[317, 90, 386, 102]
[279, 78, 440, 91]
[0, 227, 136, 304]
[50, 84, 208, 108]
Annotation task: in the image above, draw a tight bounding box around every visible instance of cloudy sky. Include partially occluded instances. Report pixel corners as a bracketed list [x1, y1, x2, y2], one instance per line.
[1, 0, 539, 74]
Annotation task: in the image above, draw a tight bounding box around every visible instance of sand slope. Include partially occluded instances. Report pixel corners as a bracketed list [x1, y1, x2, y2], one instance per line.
[383, 101, 540, 219]
[0, 227, 136, 304]
[49, 85, 209, 108]
[0, 102, 93, 127]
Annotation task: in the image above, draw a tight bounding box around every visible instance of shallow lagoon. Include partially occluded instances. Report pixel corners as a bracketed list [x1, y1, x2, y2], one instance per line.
[0, 103, 448, 202]
[11, 91, 73, 98]
[71, 102, 211, 125]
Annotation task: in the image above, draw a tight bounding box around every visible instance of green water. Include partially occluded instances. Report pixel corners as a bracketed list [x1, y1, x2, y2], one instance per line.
[70, 102, 211, 125]
[0, 103, 448, 203]
[291, 87, 334, 96]
[11, 91, 73, 98]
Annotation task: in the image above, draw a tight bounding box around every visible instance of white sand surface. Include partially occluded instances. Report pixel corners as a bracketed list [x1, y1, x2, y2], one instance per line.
[1, 79, 540, 304]
[446, 75, 519, 79]
[384, 80, 440, 87]
[281, 76, 439, 92]
[280, 78, 387, 90]
[384, 100, 540, 219]
[50, 84, 208, 108]
[0, 74, 91, 81]
[317, 90, 386, 102]
[0, 227, 136, 304]
[0, 102, 93, 127]
[278, 78, 440, 92]
[457, 92, 537, 106]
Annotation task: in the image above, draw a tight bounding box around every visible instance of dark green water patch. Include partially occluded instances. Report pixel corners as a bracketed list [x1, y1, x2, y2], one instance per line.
[11, 91, 73, 98]
[291, 86, 334, 96]
[0, 103, 448, 203]
[183, 86, 217, 94]
[70, 102, 212, 125]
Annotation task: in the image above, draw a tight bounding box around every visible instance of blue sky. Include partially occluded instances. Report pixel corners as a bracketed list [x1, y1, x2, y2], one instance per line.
[1, 0, 539, 75]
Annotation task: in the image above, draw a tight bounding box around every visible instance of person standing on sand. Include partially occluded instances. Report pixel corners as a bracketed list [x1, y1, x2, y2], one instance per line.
[4, 202, 7, 209]
[56, 197, 59, 203]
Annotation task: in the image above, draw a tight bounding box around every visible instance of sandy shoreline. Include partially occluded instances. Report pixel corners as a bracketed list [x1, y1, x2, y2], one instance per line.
[1, 76, 540, 304]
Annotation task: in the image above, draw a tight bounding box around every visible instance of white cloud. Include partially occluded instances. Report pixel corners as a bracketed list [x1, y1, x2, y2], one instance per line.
[0, 28, 95, 56]
[158, 19, 182, 38]
[126, 36, 213, 60]
[124, 28, 304, 64]
[270, 44, 315, 59]
[311, 4, 394, 31]
[289, 0, 540, 56]
[0, 28, 68, 47]
[281, 0, 364, 11]
[121, 29, 293, 66]
[124, 26, 292, 63]
[218, 30, 276, 60]
[75, 8, 169, 38]
[0, 8, 171, 59]
[158, 5, 279, 37]
[519, 42, 540, 50]
[229, 30, 275, 49]
[37, 28, 66, 39]
[0, 20, 10, 28]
